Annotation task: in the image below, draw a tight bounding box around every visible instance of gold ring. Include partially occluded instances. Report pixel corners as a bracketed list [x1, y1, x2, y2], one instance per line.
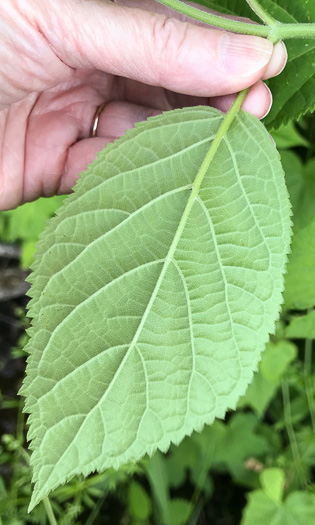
[90, 103, 106, 138]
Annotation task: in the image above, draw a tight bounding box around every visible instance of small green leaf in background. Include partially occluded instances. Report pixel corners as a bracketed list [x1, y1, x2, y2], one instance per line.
[144, 452, 170, 525]
[271, 122, 309, 150]
[165, 438, 201, 489]
[295, 428, 315, 469]
[2, 196, 65, 242]
[238, 341, 297, 415]
[286, 309, 315, 339]
[0, 196, 65, 269]
[282, 152, 315, 230]
[260, 468, 285, 505]
[21, 240, 37, 270]
[168, 499, 192, 525]
[242, 468, 315, 525]
[209, 414, 269, 486]
[128, 481, 151, 521]
[280, 148, 315, 310]
[284, 218, 315, 310]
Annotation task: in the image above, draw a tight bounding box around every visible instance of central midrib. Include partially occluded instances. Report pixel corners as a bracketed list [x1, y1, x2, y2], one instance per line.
[34, 90, 248, 497]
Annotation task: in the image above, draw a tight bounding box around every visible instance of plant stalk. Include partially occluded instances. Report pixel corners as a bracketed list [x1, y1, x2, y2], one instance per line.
[246, 0, 277, 26]
[156, 0, 269, 35]
[281, 381, 307, 487]
[155, 0, 315, 42]
[304, 332, 315, 433]
[43, 497, 58, 525]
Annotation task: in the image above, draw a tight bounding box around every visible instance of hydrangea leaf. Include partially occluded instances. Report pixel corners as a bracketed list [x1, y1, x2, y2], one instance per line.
[21, 106, 291, 510]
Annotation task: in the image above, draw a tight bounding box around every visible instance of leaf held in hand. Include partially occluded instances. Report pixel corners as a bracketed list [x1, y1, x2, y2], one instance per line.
[21, 107, 291, 509]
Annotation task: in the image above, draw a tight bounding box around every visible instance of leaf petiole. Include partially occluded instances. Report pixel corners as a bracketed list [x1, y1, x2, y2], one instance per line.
[43, 497, 58, 525]
[245, 0, 277, 26]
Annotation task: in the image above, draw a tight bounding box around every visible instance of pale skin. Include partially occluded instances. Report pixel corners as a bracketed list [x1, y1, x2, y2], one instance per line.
[0, 0, 287, 210]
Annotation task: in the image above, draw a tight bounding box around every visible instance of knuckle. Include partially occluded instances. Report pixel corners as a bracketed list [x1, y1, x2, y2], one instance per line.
[148, 15, 189, 86]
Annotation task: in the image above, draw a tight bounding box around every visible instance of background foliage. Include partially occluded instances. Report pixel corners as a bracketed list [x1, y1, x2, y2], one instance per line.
[1, 0, 315, 523]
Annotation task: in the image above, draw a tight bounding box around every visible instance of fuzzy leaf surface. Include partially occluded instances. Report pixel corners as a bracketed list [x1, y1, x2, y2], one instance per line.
[22, 107, 291, 509]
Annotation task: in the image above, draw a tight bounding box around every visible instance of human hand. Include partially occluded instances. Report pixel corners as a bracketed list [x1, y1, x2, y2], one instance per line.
[0, 0, 287, 210]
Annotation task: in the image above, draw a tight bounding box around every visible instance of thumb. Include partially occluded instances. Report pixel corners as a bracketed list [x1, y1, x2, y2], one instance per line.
[35, 0, 274, 97]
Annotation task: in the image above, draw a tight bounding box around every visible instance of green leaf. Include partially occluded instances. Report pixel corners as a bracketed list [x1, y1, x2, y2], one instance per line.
[282, 152, 315, 230]
[167, 499, 192, 525]
[286, 309, 315, 339]
[238, 341, 297, 415]
[284, 218, 315, 310]
[209, 413, 269, 485]
[21, 241, 37, 270]
[241, 489, 315, 525]
[143, 452, 170, 525]
[295, 428, 315, 468]
[1, 196, 65, 243]
[271, 122, 309, 150]
[128, 481, 151, 520]
[260, 468, 285, 504]
[262, 1, 315, 129]
[259, 342, 297, 382]
[165, 439, 200, 489]
[22, 107, 291, 509]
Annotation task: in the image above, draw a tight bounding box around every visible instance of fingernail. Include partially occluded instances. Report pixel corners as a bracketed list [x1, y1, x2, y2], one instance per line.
[220, 33, 273, 77]
[262, 41, 287, 80]
[260, 84, 273, 119]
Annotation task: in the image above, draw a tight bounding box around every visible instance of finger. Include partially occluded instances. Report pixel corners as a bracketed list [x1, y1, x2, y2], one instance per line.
[119, 0, 287, 79]
[32, 0, 275, 98]
[210, 81, 272, 119]
[24, 100, 161, 199]
[22, 83, 108, 202]
[114, 0, 259, 27]
[262, 41, 287, 80]
[95, 101, 161, 139]
[61, 102, 162, 192]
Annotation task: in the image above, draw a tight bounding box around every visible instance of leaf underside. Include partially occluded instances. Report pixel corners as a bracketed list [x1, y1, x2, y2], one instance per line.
[21, 107, 291, 510]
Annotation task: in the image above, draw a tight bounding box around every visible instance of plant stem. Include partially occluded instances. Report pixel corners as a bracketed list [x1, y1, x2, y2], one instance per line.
[304, 327, 315, 432]
[246, 0, 277, 26]
[189, 89, 249, 201]
[43, 497, 58, 525]
[276, 23, 315, 41]
[281, 381, 307, 487]
[155, 0, 315, 42]
[156, 0, 269, 35]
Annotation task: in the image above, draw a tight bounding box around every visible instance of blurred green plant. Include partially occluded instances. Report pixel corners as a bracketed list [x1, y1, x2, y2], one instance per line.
[0, 196, 64, 268]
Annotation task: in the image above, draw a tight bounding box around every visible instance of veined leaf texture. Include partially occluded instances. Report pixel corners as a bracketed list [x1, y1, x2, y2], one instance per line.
[21, 107, 291, 509]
